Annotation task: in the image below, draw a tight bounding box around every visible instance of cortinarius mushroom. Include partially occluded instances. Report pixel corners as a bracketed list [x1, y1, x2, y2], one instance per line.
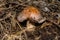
[17, 6, 46, 23]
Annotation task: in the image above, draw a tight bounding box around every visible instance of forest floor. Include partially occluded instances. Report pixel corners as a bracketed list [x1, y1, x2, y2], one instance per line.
[0, 0, 60, 40]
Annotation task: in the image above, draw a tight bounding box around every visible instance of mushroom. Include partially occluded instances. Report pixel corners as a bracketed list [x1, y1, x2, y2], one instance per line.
[17, 6, 46, 23]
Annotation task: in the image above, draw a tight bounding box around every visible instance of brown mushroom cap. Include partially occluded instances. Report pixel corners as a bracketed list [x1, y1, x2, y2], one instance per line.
[17, 6, 46, 23]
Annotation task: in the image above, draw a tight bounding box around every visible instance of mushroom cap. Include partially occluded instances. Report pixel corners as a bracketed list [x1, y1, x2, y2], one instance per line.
[17, 6, 45, 23]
